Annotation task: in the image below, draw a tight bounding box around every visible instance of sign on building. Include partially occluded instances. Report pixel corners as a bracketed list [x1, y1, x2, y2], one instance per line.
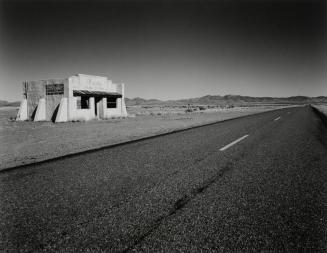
[46, 84, 64, 95]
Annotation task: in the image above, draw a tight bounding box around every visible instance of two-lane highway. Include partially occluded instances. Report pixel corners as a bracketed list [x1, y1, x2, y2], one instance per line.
[1, 106, 326, 252]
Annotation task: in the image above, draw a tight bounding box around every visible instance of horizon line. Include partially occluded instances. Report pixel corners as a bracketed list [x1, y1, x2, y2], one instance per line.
[3, 94, 327, 103]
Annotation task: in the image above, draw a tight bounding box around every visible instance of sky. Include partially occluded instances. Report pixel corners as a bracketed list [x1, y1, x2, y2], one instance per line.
[0, 0, 326, 101]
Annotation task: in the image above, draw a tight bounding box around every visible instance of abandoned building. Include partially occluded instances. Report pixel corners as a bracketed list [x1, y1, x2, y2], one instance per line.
[16, 74, 128, 122]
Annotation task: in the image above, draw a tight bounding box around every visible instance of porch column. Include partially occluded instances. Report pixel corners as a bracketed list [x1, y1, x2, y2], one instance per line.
[89, 97, 95, 118]
[121, 83, 127, 117]
[67, 97, 77, 121]
[100, 97, 107, 119]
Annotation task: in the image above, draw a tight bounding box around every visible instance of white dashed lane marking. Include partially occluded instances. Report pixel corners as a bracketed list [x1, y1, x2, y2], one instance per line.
[219, 135, 249, 151]
[274, 116, 281, 121]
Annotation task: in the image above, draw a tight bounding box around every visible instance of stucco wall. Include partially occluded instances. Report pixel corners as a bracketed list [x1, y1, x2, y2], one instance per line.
[70, 74, 111, 92]
[46, 95, 64, 121]
[26, 81, 45, 119]
[75, 109, 95, 121]
[68, 74, 117, 95]
[25, 79, 67, 120]
[74, 97, 95, 121]
[102, 98, 123, 118]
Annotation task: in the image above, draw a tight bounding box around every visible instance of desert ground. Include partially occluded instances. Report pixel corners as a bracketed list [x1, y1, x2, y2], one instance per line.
[0, 104, 293, 170]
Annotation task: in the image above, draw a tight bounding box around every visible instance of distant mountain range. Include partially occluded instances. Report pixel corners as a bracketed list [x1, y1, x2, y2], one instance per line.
[0, 100, 20, 107]
[1, 95, 327, 108]
[125, 95, 327, 106]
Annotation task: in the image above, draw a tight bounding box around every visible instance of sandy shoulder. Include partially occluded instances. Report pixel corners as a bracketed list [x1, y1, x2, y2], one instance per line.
[314, 105, 327, 116]
[0, 106, 286, 170]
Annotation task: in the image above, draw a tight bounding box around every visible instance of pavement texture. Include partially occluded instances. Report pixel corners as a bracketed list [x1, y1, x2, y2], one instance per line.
[0, 105, 326, 252]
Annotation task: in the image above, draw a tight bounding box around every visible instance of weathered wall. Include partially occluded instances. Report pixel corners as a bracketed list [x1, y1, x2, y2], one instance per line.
[45, 79, 67, 121]
[102, 98, 124, 118]
[70, 74, 111, 92]
[75, 109, 95, 121]
[26, 81, 45, 119]
[25, 79, 67, 120]
[74, 97, 95, 121]
[68, 74, 116, 95]
[55, 98, 68, 122]
[46, 95, 63, 121]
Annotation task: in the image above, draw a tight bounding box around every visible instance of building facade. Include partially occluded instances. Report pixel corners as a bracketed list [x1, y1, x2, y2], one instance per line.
[16, 74, 127, 122]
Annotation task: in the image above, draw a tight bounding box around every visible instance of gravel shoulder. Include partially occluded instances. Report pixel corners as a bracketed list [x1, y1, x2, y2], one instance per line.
[314, 105, 327, 116]
[0, 106, 288, 170]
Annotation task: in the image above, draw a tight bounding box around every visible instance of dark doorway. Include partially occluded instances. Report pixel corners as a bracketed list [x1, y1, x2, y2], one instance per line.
[95, 97, 101, 117]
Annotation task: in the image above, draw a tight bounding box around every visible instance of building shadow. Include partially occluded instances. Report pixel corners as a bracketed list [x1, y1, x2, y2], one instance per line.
[51, 105, 60, 122]
[31, 106, 38, 121]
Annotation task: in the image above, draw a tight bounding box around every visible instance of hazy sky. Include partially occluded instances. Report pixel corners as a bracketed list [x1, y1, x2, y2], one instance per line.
[0, 0, 326, 101]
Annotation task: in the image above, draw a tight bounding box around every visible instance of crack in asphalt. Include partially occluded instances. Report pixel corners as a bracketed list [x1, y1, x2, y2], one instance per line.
[121, 161, 235, 253]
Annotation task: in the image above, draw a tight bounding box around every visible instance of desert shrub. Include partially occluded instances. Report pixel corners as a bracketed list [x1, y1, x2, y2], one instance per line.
[72, 116, 87, 122]
[198, 106, 206, 111]
[185, 108, 193, 113]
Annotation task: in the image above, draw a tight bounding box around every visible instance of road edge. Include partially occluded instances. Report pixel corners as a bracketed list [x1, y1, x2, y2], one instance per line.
[0, 107, 294, 173]
[311, 105, 327, 128]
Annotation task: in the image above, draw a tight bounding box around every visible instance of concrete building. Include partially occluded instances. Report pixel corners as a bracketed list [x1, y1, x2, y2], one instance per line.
[16, 74, 127, 122]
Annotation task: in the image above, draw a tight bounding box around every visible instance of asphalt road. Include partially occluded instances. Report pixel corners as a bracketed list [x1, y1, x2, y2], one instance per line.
[1, 105, 327, 252]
